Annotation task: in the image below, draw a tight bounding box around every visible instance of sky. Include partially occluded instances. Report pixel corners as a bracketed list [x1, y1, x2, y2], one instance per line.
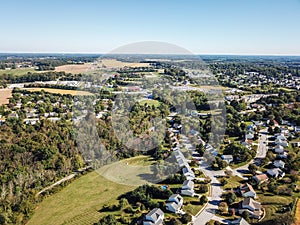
[0, 0, 300, 55]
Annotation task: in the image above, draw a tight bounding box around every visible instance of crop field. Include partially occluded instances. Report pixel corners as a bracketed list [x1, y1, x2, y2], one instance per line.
[100, 59, 150, 68]
[0, 89, 12, 105]
[55, 63, 92, 74]
[24, 88, 93, 96]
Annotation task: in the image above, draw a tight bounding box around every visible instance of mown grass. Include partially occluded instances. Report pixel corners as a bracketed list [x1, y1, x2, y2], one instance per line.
[27, 171, 135, 225]
[139, 99, 161, 107]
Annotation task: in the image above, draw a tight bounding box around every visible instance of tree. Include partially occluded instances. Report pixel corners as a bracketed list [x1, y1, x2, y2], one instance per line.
[168, 218, 183, 225]
[180, 213, 192, 224]
[224, 192, 237, 205]
[218, 202, 228, 214]
[248, 163, 258, 175]
[96, 215, 118, 225]
[200, 195, 208, 205]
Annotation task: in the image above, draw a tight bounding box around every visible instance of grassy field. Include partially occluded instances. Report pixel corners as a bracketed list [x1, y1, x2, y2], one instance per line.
[0, 89, 12, 105]
[219, 176, 244, 189]
[139, 99, 161, 107]
[97, 155, 156, 186]
[0, 68, 37, 76]
[27, 171, 135, 225]
[256, 192, 294, 222]
[24, 88, 93, 96]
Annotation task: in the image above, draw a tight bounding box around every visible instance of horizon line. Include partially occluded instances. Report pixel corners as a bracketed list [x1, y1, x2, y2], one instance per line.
[1, 51, 300, 57]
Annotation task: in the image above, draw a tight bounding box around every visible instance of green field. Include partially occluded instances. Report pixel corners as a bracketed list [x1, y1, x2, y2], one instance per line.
[27, 156, 156, 225]
[139, 99, 161, 107]
[97, 155, 156, 186]
[27, 171, 135, 225]
[0, 68, 38, 76]
[256, 192, 294, 222]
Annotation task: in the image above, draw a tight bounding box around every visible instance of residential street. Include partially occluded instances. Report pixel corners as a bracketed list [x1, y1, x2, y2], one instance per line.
[257, 128, 268, 159]
[181, 127, 269, 225]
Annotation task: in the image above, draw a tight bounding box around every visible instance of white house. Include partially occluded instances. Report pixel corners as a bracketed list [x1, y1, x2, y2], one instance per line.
[273, 160, 285, 169]
[221, 155, 234, 164]
[245, 133, 254, 140]
[239, 197, 263, 219]
[276, 134, 286, 141]
[166, 194, 183, 213]
[143, 208, 164, 225]
[275, 145, 284, 154]
[239, 183, 256, 198]
[267, 168, 285, 179]
[181, 180, 195, 197]
[182, 166, 195, 180]
[275, 139, 288, 148]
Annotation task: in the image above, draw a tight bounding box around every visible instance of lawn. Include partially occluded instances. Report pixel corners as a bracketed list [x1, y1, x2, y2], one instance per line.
[27, 171, 135, 225]
[96, 155, 156, 186]
[139, 99, 161, 107]
[256, 192, 294, 222]
[24, 88, 93, 96]
[219, 176, 244, 189]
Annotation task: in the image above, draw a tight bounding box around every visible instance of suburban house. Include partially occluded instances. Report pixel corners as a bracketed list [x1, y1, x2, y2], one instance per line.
[229, 217, 250, 225]
[267, 168, 285, 179]
[166, 194, 183, 213]
[253, 174, 269, 185]
[273, 160, 285, 169]
[274, 145, 284, 154]
[143, 208, 164, 225]
[181, 180, 195, 197]
[238, 197, 263, 219]
[239, 183, 256, 198]
[221, 155, 234, 164]
[275, 138, 288, 147]
[277, 151, 288, 159]
[182, 166, 195, 180]
[276, 134, 286, 142]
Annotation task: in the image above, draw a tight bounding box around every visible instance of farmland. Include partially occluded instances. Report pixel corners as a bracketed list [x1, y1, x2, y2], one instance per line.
[0, 88, 12, 105]
[55, 63, 92, 74]
[24, 88, 93, 96]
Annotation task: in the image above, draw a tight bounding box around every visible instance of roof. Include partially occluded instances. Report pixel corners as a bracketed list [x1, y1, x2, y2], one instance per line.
[145, 208, 164, 222]
[166, 201, 181, 211]
[240, 183, 255, 195]
[182, 180, 194, 190]
[253, 174, 268, 182]
[168, 194, 182, 201]
[267, 168, 283, 176]
[242, 197, 261, 211]
[274, 160, 285, 167]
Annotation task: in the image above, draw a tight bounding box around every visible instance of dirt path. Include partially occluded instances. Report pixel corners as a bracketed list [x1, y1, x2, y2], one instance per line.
[36, 166, 92, 196]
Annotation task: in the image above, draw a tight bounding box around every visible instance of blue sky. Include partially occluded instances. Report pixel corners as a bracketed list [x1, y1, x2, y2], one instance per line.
[1, 0, 300, 55]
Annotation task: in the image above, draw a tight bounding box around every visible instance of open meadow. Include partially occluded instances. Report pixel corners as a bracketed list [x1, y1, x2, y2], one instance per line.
[26, 171, 135, 225]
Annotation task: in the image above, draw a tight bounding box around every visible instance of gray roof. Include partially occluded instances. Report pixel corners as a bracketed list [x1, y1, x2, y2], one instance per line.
[145, 208, 164, 223]
[182, 180, 194, 190]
